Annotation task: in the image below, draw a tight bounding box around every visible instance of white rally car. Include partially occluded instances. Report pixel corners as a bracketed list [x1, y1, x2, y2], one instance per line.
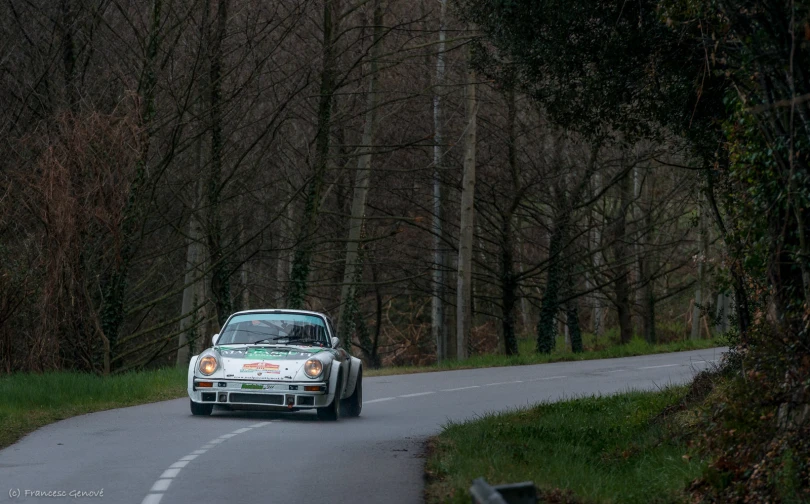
[188, 309, 362, 421]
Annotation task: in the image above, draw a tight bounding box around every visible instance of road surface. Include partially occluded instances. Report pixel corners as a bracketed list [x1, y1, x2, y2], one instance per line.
[0, 347, 725, 503]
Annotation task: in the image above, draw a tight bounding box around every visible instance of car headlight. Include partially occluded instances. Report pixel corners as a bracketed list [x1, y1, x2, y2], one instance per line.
[198, 355, 218, 375]
[304, 359, 323, 378]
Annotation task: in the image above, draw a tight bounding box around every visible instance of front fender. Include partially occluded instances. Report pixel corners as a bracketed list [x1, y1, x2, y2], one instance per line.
[345, 356, 362, 397]
[187, 354, 200, 399]
[326, 360, 343, 403]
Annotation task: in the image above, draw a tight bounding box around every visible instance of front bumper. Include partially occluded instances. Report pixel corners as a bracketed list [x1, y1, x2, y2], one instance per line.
[189, 378, 330, 409]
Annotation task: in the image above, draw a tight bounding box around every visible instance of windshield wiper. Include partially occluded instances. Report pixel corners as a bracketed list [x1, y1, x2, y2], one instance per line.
[251, 339, 274, 345]
[274, 337, 324, 346]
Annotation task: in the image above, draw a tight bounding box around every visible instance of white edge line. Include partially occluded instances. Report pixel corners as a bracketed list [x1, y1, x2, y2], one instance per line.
[638, 364, 680, 370]
[232, 427, 252, 434]
[527, 375, 567, 381]
[365, 397, 395, 404]
[251, 422, 271, 428]
[219, 433, 237, 439]
[441, 385, 480, 392]
[481, 382, 514, 387]
[399, 391, 435, 398]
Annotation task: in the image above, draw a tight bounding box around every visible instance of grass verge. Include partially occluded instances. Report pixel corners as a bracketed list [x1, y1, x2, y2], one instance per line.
[0, 367, 187, 450]
[366, 337, 721, 377]
[425, 386, 704, 504]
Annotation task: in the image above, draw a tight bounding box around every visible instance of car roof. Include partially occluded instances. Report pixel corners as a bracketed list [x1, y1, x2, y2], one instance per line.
[231, 309, 328, 317]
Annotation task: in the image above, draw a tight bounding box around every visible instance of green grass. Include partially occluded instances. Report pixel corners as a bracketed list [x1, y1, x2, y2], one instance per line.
[366, 336, 721, 377]
[425, 387, 704, 504]
[0, 367, 187, 449]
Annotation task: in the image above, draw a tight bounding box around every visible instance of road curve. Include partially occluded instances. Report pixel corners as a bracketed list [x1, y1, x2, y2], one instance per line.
[0, 348, 725, 504]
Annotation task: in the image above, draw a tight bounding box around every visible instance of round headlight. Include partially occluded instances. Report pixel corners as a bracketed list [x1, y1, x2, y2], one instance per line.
[198, 355, 218, 375]
[304, 359, 323, 378]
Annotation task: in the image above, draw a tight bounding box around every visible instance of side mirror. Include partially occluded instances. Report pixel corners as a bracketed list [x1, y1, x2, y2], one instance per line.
[211, 333, 220, 346]
[331, 337, 340, 348]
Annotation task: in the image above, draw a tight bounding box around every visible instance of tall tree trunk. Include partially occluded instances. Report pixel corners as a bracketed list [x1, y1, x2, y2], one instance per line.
[537, 218, 566, 353]
[177, 179, 205, 366]
[206, 0, 231, 327]
[501, 81, 519, 355]
[613, 169, 632, 344]
[591, 172, 605, 337]
[431, 0, 448, 362]
[633, 164, 643, 336]
[456, 42, 477, 360]
[338, 0, 383, 335]
[636, 167, 656, 343]
[691, 189, 707, 340]
[288, 0, 337, 309]
[567, 301, 583, 353]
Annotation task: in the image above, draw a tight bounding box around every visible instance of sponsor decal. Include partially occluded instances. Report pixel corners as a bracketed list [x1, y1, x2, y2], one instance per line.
[240, 362, 280, 374]
[241, 383, 276, 390]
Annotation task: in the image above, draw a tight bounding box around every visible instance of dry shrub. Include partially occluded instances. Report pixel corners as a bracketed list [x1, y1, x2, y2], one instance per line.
[689, 324, 810, 503]
[470, 319, 499, 355]
[380, 297, 433, 367]
[5, 105, 141, 372]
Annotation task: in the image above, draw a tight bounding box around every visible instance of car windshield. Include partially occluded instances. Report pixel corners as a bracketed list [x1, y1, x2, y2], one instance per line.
[217, 313, 329, 346]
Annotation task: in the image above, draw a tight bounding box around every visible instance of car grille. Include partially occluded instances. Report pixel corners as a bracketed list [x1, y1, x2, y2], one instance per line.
[229, 393, 284, 405]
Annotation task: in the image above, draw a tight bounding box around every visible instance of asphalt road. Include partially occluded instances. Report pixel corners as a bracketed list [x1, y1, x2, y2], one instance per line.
[0, 347, 726, 504]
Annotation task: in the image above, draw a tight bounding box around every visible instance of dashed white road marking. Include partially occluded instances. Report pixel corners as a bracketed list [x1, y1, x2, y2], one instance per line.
[399, 391, 435, 398]
[526, 375, 567, 382]
[365, 397, 395, 404]
[142, 422, 275, 504]
[638, 364, 680, 370]
[150, 479, 172, 492]
[605, 369, 627, 373]
[160, 468, 182, 479]
[141, 494, 163, 504]
[441, 385, 480, 392]
[481, 381, 516, 387]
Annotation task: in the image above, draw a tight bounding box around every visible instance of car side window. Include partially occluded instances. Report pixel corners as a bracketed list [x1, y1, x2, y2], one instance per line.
[326, 318, 337, 340]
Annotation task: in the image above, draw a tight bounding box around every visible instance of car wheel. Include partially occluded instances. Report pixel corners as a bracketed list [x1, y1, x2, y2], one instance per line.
[317, 375, 341, 421]
[190, 399, 214, 416]
[340, 368, 362, 417]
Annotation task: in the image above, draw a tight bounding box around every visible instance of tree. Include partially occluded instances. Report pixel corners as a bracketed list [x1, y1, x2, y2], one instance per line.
[456, 39, 478, 360]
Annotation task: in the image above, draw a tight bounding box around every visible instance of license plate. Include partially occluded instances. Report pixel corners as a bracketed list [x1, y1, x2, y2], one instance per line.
[241, 383, 263, 390]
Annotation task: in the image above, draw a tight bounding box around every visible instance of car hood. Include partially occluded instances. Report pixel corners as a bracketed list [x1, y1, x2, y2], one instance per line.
[214, 345, 334, 381]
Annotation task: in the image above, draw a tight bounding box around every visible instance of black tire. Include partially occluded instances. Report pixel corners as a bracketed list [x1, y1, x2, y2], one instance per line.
[190, 399, 214, 416]
[317, 375, 341, 421]
[341, 368, 362, 417]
